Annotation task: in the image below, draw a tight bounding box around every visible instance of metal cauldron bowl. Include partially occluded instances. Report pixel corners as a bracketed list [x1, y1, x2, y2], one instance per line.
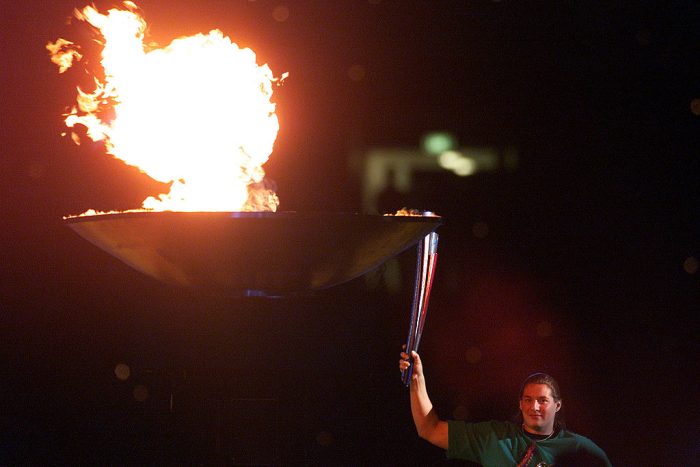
[65, 211, 441, 296]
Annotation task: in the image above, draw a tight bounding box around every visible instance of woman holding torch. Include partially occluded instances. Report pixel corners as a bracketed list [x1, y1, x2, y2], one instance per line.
[399, 350, 612, 466]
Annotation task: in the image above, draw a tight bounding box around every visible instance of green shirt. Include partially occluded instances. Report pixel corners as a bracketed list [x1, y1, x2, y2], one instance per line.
[447, 420, 612, 466]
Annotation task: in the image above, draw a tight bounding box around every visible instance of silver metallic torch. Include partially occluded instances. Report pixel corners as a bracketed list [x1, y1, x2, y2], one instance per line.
[401, 230, 439, 386]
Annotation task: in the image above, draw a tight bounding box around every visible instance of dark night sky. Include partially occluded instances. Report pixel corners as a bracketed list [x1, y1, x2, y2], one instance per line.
[1, 1, 699, 465]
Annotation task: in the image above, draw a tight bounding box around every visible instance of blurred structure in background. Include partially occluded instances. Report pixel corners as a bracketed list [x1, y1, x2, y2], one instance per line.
[358, 132, 518, 214]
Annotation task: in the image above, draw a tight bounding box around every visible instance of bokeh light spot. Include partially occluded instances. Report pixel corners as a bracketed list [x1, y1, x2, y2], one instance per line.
[472, 221, 489, 239]
[691, 99, 700, 116]
[348, 64, 366, 82]
[114, 363, 131, 381]
[424, 132, 457, 155]
[453, 157, 476, 176]
[437, 149, 476, 176]
[683, 256, 698, 274]
[536, 320, 553, 338]
[133, 384, 149, 402]
[438, 150, 461, 168]
[465, 346, 482, 364]
[316, 430, 334, 446]
[27, 162, 45, 179]
[272, 5, 289, 22]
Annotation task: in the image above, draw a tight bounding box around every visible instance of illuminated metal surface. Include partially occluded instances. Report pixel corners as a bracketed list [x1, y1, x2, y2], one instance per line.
[401, 232, 439, 386]
[65, 212, 441, 296]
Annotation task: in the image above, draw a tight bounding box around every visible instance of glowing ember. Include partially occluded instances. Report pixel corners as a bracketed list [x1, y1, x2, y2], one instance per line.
[47, 2, 285, 214]
[386, 208, 439, 217]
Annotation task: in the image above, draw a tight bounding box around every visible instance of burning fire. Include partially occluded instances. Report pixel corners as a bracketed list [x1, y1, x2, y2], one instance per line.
[47, 2, 285, 214]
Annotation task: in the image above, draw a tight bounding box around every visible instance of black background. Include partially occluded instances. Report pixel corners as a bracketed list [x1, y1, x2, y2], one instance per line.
[1, 1, 699, 465]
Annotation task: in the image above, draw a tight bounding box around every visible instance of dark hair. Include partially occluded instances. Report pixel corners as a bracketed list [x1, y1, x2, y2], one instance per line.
[519, 373, 562, 401]
[515, 372, 566, 430]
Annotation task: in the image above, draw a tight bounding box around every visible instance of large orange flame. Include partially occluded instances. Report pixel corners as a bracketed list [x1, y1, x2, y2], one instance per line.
[48, 2, 285, 214]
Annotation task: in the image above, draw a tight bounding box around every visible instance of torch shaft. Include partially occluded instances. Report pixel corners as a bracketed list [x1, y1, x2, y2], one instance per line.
[403, 238, 424, 365]
[415, 251, 438, 351]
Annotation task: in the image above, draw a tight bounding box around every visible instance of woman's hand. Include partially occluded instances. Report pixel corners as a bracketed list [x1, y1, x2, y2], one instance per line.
[399, 347, 424, 382]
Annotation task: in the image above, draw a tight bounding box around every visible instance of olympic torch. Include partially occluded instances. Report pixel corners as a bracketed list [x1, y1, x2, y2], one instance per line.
[401, 230, 439, 386]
